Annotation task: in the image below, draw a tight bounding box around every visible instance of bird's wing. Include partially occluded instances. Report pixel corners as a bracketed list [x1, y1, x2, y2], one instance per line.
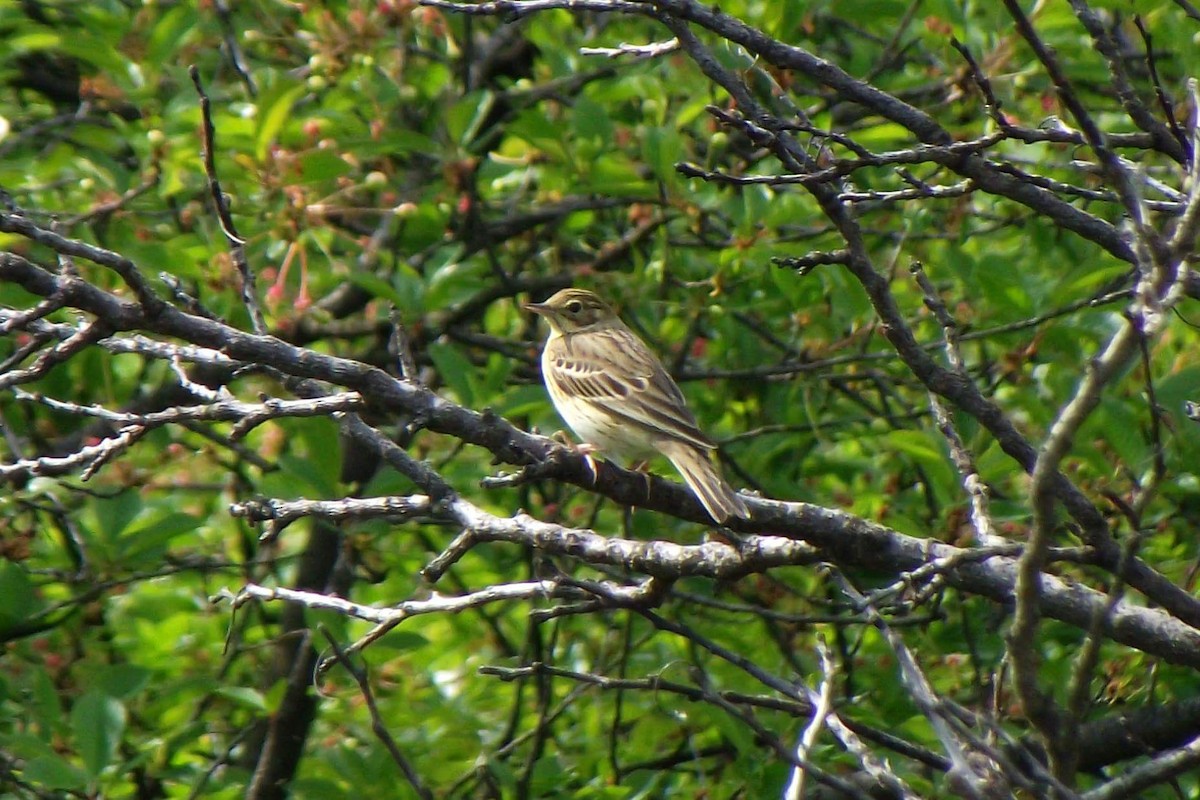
[546, 327, 715, 450]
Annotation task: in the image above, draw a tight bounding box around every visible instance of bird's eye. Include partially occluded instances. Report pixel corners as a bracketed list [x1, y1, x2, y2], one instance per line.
[566, 300, 583, 314]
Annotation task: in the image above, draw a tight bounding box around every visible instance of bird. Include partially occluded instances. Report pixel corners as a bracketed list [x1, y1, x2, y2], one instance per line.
[525, 288, 750, 523]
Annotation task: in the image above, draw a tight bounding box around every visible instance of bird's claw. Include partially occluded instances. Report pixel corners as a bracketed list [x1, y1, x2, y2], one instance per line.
[577, 443, 601, 486]
[550, 430, 603, 486]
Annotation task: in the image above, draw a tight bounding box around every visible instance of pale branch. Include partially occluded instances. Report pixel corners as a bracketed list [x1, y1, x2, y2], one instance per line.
[686, 667, 870, 799]
[0, 319, 111, 391]
[862, 543, 1082, 610]
[446, 497, 821, 581]
[0, 293, 66, 335]
[676, 133, 1005, 188]
[225, 580, 567, 624]
[1061, 533, 1142, 777]
[318, 630, 435, 800]
[228, 489, 1199, 676]
[13, 389, 364, 440]
[831, 571, 1011, 798]
[652, 1, 1200, 628]
[2, 143, 1199, 677]
[1007, 67, 1194, 769]
[770, 249, 851, 273]
[1168, 80, 1200, 261]
[579, 37, 679, 59]
[838, 179, 977, 206]
[530, 575, 673, 621]
[1067, 0, 1187, 164]
[484, 661, 948, 770]
[909, 260, 1002, 546]
[0, 423, 149, 481]
[808, 636, 918, 800]
[631, 0, 1141, 261]
[821, 710, 919, 800]
[931, 394, 1002, 546]
[1081, 736, 1200, 800]
[785, 635, 838, 800]
[0, 310, 248, 372]
[167, 356, 231, 404]
[1004, 0, 1152, 239]
[231, 495, 436, 532]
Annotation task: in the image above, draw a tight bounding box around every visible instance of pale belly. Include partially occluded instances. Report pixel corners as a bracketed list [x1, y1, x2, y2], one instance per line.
[547, 382, 655, 462]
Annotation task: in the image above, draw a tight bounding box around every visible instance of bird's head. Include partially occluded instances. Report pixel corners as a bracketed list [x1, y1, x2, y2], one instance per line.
[524, 289, 618, 335]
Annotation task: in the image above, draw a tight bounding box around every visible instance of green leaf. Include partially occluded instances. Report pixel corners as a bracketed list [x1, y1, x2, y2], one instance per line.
[56, 32, 131, 77]
[145, 4, 199, 67]
[641, 125, 681, 182]
[276, 452, 340, 498]
[1091, 397, 1148, 472]
[572, 94, 614, 143]
[27, 666, 64, 737]
[428, 342, 477, 406]
[507, 107, 568, 160]
[71, 691, 126, 779]
[21, 755, 89, 791]
[883, 429, 958, 503]
[256, 82, 307, 161]
[291, 777, 353, 797]
[372, 631, 431, 652]
[90, 665, 152, 700]
[424, 252, 481, 309]
[117, 511, 201, 562]
[263, 679, 288, 713]
[299, 149, 353, 183]
[346, 270, 409, 308]
[0, 732, 55, 764]
[0, 562, 38, 629]
[90, 490, 143, 544]
[214, 686, 268, 711]
[7, 31, 63, 53]
[446, 90, 497, 147]
[587, 153, 645, 193]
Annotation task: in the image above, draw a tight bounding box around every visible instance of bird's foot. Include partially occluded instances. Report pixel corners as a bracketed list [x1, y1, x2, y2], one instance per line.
[629, 459, 654, 502]
[550, 431, 603, 485]
[577, 443, 602, 485]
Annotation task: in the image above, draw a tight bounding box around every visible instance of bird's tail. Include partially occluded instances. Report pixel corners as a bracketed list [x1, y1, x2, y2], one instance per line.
[658, 441, 750, 524]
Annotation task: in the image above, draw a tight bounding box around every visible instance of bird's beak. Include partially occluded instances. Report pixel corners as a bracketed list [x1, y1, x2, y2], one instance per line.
[524, 301, 550, 316]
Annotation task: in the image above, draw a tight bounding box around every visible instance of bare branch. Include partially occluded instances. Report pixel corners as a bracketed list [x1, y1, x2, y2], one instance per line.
[189, 66, 266, 334]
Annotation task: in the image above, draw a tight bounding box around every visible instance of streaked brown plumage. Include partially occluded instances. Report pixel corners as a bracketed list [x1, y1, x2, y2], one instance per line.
[525, 289, 749, 523]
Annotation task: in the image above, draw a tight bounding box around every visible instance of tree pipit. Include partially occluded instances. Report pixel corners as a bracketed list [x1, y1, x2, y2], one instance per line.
[526, 289, 749, 524]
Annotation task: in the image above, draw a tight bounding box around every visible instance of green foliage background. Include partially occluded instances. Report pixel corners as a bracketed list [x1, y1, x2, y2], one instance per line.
[1, 0, 1198, 797]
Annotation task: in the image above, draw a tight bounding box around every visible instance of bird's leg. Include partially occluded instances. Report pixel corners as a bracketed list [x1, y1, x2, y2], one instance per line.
[550, 430, 602, 485]
[577, 443, 602, 486]
[628, 459, 654, 503]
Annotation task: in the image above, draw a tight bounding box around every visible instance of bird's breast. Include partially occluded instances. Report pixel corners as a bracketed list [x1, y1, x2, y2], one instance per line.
[542, 351, 653, 460]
